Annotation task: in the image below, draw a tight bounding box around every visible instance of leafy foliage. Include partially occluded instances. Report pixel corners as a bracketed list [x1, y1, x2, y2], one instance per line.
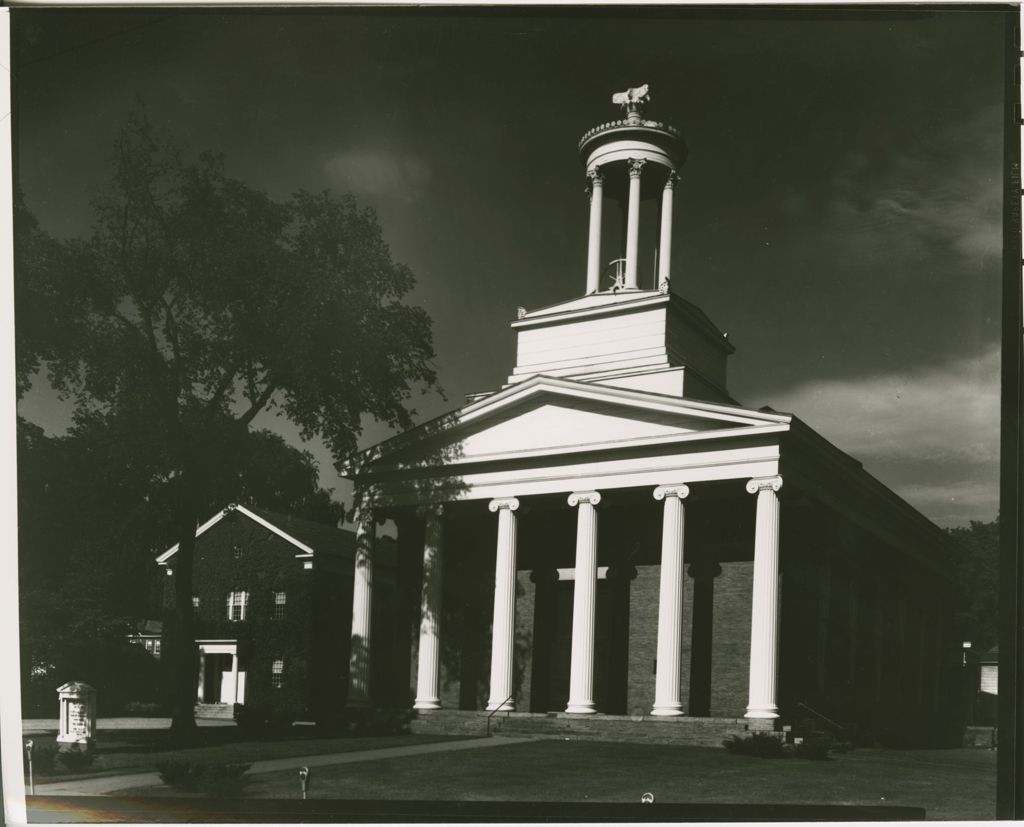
[722, 732, 786, 758]
[947, 518, 999, 653]
[155, 759, 252, 796]
[15, 109, 439, 733]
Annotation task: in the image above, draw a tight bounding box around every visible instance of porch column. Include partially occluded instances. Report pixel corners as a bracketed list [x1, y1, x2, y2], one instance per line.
[656, 171, 677, 290]
[745, 475, 783, 721]
[624, 159, 645, 289]
[348, 508, 376, 707]
[566, 490, 601, 714]
[585, 169, 604, 294]
[230, 651, 240, 705]
[414, 505, 445, 710]
[197, 650, 206, 702]
[487, 497, 521, 711]
[651, 484, 690, 716]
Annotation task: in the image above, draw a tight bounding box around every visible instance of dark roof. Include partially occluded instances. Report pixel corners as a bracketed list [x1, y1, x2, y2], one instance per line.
[244, 506, 354, 556]
[134, 619, 163, 636]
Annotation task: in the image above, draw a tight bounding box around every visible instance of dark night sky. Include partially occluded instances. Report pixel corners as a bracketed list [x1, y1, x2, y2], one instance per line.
[12, 7, 1006, 527]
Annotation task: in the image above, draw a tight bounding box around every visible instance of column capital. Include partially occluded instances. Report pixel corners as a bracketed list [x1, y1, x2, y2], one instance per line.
[586, 167, 604, 186]
[489, 497, 520, 513]
[746, 475, 783, 495]
[416, 503, 447, 519]
[663, 170, 679, 189]
[628, 158, 647, 178]
[568, 490, 601, 508]
[653, 484, 690, 502]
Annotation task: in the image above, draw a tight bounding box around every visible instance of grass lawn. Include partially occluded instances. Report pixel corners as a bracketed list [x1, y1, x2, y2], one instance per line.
[110, 738, 998, 820]
[30, 729, 470, 780]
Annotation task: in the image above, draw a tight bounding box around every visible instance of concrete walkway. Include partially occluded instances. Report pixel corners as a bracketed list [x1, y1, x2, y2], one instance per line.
[22, 718, 234, 735]
[33, 736, 523, 796]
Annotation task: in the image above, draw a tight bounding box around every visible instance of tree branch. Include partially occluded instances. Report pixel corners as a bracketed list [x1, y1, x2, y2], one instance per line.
[236, 380, 278, 429]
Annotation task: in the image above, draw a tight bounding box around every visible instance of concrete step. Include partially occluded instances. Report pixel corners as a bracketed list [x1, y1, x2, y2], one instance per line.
[194, 703, 237, 720]
[410, 709, 752, 746]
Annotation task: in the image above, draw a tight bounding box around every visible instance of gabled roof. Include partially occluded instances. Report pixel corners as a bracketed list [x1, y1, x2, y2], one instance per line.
[342, 373, 791, 475]
[155, 503, 347, 564]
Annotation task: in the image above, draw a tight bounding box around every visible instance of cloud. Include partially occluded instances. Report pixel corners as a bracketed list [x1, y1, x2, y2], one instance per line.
[323, 149, 432, 201]
[765, 343, 1000, 526]
[826, 104, 1003, 265]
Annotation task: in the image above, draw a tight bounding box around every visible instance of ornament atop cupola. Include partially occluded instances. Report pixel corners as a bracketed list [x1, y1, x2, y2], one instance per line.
[506, 87, 736, 405]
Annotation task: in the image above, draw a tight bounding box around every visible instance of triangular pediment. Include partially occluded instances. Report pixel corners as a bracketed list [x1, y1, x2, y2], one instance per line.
[347, 375, 790, 474]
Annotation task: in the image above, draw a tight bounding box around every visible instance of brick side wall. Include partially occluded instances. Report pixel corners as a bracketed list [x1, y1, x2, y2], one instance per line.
[514, 570, 535, 711]
[626, 565, 659, 715]
[709, 560, 753, 717]
[164, 511, 317, 718]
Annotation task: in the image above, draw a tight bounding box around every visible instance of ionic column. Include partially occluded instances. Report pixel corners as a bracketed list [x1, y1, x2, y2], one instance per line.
[585, 169, 604, 294]
[651, 484, 690, 716]
[487, 497, 520, 712]
[623, 159, 645, 290]
[745, 475, 783, 720]
[414, 505, 445, 710]
[348, 509, 376, 706]
[657, 171, 677, 290]
[566, 490, 601, 714]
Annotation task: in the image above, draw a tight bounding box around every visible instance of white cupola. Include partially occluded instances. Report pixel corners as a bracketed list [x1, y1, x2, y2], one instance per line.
[507, 86, 736, 404]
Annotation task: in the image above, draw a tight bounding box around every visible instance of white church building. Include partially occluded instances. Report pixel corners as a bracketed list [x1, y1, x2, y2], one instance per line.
[340, 87, 962, 746]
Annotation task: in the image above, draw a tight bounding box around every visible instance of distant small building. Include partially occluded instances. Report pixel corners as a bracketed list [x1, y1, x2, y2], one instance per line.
[156, 504, 396, 722]
[128, 619, 163, 660]
[979, 646, 998, 695]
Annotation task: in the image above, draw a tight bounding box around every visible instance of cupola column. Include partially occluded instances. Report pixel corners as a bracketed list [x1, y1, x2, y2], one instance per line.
[414, 505, 445, 710]
[651, 484, 690, 716]
[657, 172, 677, 290]
[348, 506, 376, 707]
[624, 159, 646, 290]
[566, 491, 601, 714]
[585, 170, 604, 294]
[487, 497, 520, 711]
[745, 476, 783, 722]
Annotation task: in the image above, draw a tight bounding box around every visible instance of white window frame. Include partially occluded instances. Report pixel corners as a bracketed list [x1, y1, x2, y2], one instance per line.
[226, 590, 249, 621]
[272, 590, 286, 619]
[271, 658, 284, 688]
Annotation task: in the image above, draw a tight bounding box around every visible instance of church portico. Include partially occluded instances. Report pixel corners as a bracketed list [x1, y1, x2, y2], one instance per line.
[341, 86, 960, 746]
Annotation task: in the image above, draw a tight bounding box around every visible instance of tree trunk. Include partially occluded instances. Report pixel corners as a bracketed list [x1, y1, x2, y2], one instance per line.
[168, 474, 200, 739]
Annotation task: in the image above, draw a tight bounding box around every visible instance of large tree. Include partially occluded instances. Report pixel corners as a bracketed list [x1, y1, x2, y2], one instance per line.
[15, 112, 439, 736]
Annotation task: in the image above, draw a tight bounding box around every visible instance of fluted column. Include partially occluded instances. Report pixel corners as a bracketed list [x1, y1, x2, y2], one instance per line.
[651, 484, 690, 716]
[348, 508, 376, 707]
[657, 171, 677, 290]
[745, 475, 783, 720]
[566, 490, 601, 714]
[414, 505, 445, 710]
[585, 169, 604, 294]
[624, 159, 645, 290]
[487, 497, 520, 711]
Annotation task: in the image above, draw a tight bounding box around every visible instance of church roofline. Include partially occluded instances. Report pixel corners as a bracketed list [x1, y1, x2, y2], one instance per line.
[155, 503, 317, 564]
[340, 373, 791, 477]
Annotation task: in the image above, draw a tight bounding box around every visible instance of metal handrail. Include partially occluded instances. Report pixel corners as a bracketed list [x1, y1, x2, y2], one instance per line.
[486, 693, 515, 736]
[796, 700, 846, 733]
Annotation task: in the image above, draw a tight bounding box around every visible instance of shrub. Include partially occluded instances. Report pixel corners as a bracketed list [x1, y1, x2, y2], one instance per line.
[25, 741, 59, 776]
[793, 735, 832, 760]
[57, 749, 95, 772]
[236, 704, 292, 736]
[123, 701, 166, 716]
[722, 732, 787, 758]
[348, 707, 413, 736]
[156, 759, 252, 797]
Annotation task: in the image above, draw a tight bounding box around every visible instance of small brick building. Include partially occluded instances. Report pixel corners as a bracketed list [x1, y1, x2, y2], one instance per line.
[338, 88, 962, 746]
[157, 504, 396, 722]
